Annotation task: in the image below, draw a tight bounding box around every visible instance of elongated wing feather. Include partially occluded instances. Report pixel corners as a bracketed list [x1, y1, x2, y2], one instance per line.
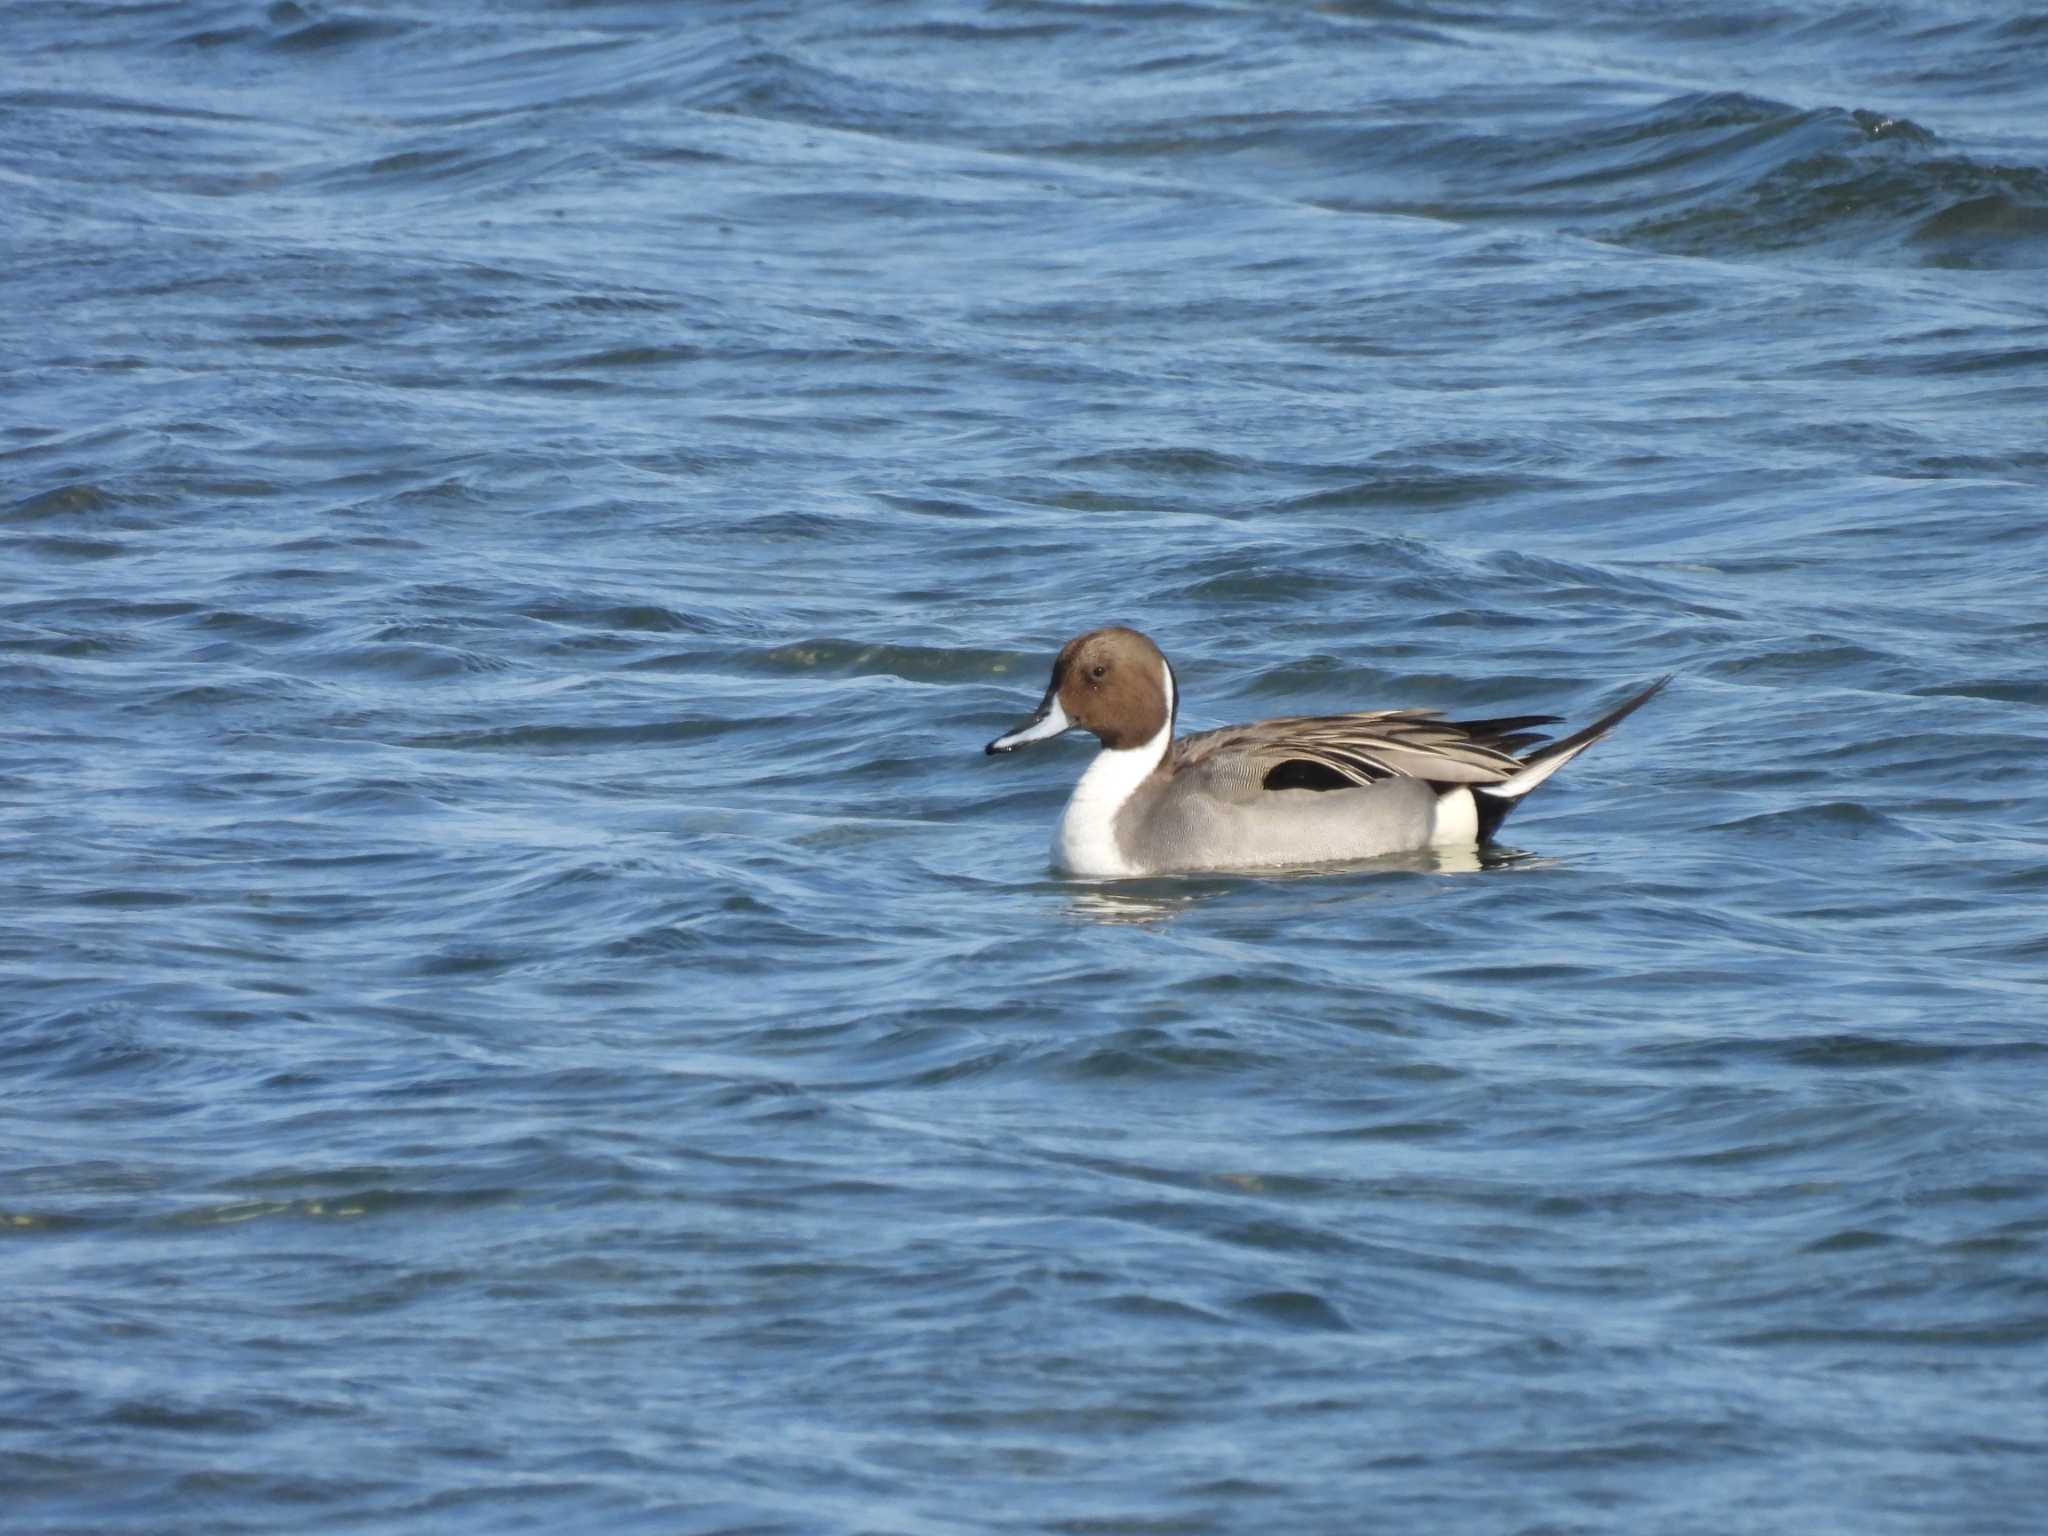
[1174, 709, 1565, 793]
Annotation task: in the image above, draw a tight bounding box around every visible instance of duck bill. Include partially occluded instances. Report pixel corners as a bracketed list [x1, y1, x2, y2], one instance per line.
[985, 688, 1072, 754]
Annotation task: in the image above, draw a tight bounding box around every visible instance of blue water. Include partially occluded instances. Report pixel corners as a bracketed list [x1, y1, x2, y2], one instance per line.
[6, 2, 2048, 1531]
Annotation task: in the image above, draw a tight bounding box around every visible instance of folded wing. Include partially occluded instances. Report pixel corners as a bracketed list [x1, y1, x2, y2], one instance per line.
[1175, 709, 1564, 795]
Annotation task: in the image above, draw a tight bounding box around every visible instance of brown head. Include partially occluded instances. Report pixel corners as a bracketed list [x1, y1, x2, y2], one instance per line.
[985, 626, 1178, 755]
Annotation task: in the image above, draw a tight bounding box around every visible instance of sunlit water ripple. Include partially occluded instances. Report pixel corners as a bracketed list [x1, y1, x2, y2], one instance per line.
[5, 2, 2047, 1531]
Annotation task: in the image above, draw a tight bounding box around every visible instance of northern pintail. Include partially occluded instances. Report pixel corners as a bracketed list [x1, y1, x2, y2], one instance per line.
[985, 627, 1667, 877]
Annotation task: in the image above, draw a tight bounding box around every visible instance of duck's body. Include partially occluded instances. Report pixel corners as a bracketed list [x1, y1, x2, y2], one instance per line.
[986, 627, 1666, 878]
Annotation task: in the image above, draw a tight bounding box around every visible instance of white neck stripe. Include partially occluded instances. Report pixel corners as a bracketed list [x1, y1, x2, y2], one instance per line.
[1053, 655, 1175, 877]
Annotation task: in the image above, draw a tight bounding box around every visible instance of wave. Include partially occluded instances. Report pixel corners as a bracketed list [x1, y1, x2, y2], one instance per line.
[1595, 96, 2048, 268]
[1282, 91, 2048, 268]
[24, 0, 2042, 274]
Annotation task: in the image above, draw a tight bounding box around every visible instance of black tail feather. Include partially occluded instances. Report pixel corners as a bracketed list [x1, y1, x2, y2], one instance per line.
[1507, 676, 1670, 783]
[1467, 675, 1671, 840]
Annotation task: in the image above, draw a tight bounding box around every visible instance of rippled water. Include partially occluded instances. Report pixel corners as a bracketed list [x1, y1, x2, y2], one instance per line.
[7, 2, 2048, 1531]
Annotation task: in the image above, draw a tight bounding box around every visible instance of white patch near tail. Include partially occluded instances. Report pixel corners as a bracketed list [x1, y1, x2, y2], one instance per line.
[1431, 786, 1479, 847]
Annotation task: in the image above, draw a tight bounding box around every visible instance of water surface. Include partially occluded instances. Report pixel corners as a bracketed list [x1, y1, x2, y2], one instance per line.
[5, 2, 2047, 1531]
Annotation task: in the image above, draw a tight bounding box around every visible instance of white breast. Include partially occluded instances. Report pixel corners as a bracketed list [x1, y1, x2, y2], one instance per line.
[1053, 658, 1176, 878]
[1054, 735, 1165, 876]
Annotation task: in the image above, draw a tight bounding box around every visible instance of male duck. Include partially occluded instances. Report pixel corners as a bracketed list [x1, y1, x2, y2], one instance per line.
[986, 626, 1666, 877]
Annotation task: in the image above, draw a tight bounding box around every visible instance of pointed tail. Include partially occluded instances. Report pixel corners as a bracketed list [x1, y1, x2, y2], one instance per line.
[1478, 675, 1670, 808]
